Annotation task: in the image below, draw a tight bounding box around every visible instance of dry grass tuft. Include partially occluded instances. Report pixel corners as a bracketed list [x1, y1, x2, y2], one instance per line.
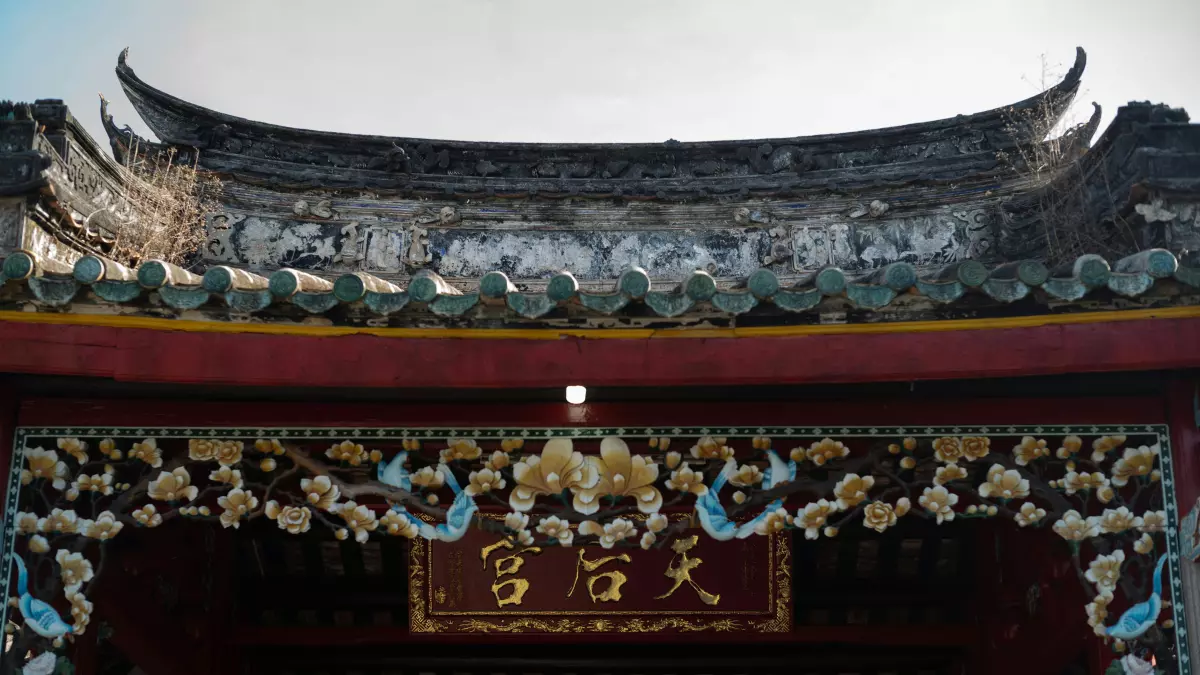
[996, 56, 1136, 267]
[111, 143, 220, 268]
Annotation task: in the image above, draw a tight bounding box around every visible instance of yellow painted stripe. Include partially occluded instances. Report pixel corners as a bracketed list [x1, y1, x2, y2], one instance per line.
[0, 305, 1198, 340]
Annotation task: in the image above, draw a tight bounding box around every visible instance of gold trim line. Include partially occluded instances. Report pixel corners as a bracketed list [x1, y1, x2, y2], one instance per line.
[0, 305, 1198, 340]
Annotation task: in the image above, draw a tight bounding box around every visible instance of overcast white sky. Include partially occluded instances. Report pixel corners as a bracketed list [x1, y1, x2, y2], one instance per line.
[2, 0, 1198, 148]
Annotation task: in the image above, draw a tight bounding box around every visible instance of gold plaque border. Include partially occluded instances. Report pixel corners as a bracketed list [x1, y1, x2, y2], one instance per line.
[409, 529, 791, 633]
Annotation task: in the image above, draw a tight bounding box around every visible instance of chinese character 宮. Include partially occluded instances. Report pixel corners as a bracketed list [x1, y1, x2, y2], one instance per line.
[480, 539, 543, 607]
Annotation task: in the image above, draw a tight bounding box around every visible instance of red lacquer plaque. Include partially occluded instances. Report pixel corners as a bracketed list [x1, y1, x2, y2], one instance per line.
[409, 516, 791, 633]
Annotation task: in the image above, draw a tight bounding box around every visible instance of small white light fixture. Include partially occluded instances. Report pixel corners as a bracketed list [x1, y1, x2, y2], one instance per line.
[565, 385, 587, 405]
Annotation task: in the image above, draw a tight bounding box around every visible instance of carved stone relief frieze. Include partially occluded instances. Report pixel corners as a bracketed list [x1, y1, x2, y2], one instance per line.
[1135, 198, 1200, 253]
[204, 214, 345, 271]
[790, 207, 996, 272]
[428, 229, 770, 280]
[0, 198, 24, 255]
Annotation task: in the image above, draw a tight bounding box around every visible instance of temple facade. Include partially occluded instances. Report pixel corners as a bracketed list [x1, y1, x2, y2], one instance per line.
[1, 47, 1199, 675]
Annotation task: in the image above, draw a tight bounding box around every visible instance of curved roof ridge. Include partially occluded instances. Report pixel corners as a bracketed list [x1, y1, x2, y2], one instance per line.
[115, 47, 1085, 151]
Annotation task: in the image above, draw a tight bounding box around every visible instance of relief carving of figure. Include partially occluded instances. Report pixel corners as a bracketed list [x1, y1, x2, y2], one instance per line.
[406, 224, 432, 265]
[333, 222, 365, 269]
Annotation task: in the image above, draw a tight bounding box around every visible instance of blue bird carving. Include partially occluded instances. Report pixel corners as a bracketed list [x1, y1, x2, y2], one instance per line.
[387, 463, 478, 542]
[1105, 553, 1168, 641]
[733, 448, 796, 539]
[761, 448, 797, 488]
[13, 556, 73, 639]
[376, 450, 411, 491]
[696, 459, 740, 541]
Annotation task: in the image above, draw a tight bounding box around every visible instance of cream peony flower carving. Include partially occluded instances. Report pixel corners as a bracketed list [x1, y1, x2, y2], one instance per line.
[640, 531, 656, 550]
[410, 465, 446, 489]
[599, 518, 636, 548]
[215, 441, 244, 466]
[28, 535, 49, 554]
[504, 511, 529, 532]
[67, 590, 93, 635]
[932, 437, 963, 463]
[265, 501, 312, 534]
[466, 467, 506, 496]
[254, 438, 286, 455]
[1085, 550, 1124, 592]
[15, 512, 39, 535]
[536, 516, 574, 546]
[728, 463, 764, 487]
[23, 447, 69, 490]
[38, 508, 79, 534]
[1111, 445, 1157, 487]
[1085, 592, 1112, 629]
[1140, 510, 1166, 533]
[509, 438, 599, 512]
[380, 510, 420, 538]
[646, 513, 669, 533]
[1061, 471, 1108, 495]
[1090, 435, 1126, 462]
[755, 508, 791, 536]
[1098, 507, 1141, 534]
[833, 473, 874, 510]
[933, 463, 967, 487]
[1056, 435, 1083, 459]
[499, 438, 525, 453]
[209, 466, 244, 489]
[326, 440, 366, 465]
[1134, 533, 1155, 555]
[80, 511, 123, 540]
[1012, 437, 1049, 465]
[337, 501, 379, 543]
[440, 439, 482, 463]
[863, 502, 898, 533]
[572, 438, 662, 515]
[132, 504, 163, 527]
[691, 436, 734, 461]
[485, 450, 510, 471]
[1053, 509, 1099, 541]
[218, 489, 259, 529]
[961, 436, 990, 461]
[977, 464, 1029, 500]
[128, 438, 163, 468]
[1013, 502, 1046, 527]
[57, 438, 88, 464]
[665, 462, 708, 496]
[56, 550, 93, 592]
[918, 486, 958, 524]
[806, 438, 849, 466]
[73, 473, 113, 496]
[188, 439, 218, 462]
[301, 475, 340, 511]
[795, 500, 837, 540]
[148, 468, 198, 502]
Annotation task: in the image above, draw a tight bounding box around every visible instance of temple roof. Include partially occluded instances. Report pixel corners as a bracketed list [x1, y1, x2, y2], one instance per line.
[114, 48, 1087, 198]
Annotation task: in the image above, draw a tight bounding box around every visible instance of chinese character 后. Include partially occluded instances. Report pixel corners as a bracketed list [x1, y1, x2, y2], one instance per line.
[654, 535, 720, 605]
[568, 549, 632, 603]
[480, 539, 543, 607]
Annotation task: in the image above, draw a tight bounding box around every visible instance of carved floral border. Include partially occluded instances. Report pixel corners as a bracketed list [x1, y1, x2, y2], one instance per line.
[0, 424, 1187, 665]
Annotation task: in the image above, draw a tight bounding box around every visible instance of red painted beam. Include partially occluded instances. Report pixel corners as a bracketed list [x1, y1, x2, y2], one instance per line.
[1167, 377, 1200, 508]
[1, 316, 1200, 389]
